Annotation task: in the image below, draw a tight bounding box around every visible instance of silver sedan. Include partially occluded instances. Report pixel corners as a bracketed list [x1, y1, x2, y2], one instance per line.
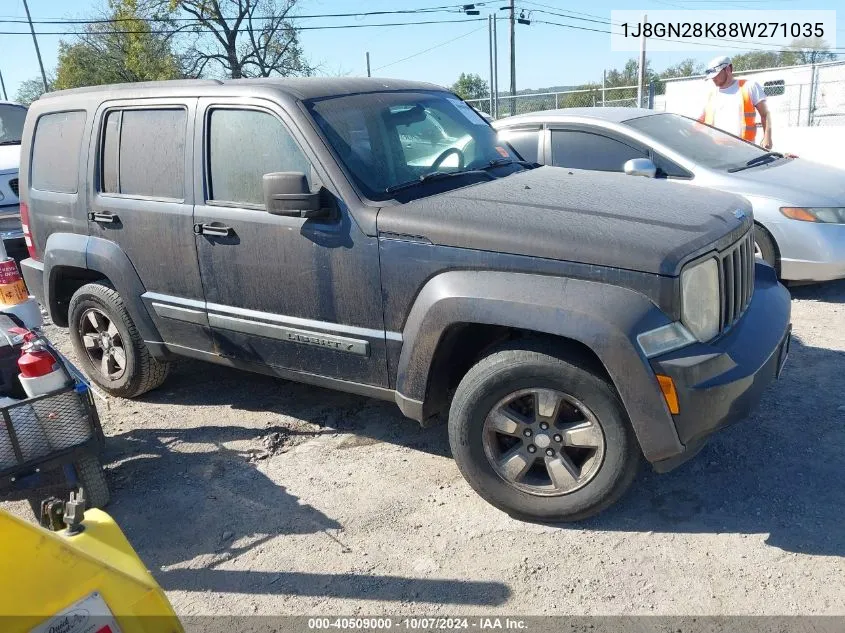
[494, 108, 845, 283]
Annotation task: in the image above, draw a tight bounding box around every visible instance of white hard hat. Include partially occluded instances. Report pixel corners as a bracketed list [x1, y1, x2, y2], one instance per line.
[705, 55, 731, 80]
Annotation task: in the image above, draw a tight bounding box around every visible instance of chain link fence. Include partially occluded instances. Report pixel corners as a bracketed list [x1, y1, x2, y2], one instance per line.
[466, 85, 643, 119]
[467, 75, 844, 127]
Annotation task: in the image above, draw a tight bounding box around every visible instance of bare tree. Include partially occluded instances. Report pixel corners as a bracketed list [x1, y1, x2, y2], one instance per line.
[154, 0, 313, 79]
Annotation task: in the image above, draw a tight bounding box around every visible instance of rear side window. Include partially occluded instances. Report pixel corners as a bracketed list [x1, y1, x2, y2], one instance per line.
[100, 108, 186, 200]
[207, 108, 311, 207]
[498, 128, 540, 163]
[550, 130, 647, 172]
[31, 111, 87, 193]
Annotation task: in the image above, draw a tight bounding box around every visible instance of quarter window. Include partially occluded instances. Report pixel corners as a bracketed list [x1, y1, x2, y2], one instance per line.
[498, 129, 540, 163]
[31, 111, 87, 194]
[207, 109, 311, 207]
[100, 108, 186, 199]
[550, 130, 647, 172]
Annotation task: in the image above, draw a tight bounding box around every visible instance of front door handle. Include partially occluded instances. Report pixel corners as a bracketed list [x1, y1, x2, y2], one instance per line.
[194, 222, 234, 237]
[88, 211, 119, 224]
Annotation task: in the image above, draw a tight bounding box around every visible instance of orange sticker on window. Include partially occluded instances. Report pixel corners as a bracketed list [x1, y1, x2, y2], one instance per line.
[495, 146, 509, 157]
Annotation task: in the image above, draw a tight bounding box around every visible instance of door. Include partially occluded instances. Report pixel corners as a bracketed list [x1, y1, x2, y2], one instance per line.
[88, 100, 214, 353]
[192, 99, 388, 386]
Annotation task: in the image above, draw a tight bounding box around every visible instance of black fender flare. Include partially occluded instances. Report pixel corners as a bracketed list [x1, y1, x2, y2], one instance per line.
[43, 233, 164, 350]
[395, 270, 683, 462]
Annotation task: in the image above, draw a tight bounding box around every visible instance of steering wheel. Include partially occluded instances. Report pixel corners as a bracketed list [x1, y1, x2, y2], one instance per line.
[430, 147, 465, 171]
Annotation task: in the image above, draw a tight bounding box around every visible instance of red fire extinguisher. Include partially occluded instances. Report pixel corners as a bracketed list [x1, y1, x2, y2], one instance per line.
[12, 330, 68, 398]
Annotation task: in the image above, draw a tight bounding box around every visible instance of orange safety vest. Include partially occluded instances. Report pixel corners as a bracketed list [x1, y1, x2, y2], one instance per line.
[699, 79, 758, 142]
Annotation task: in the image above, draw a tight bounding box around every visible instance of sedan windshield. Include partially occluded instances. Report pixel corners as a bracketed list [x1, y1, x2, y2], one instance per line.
[305, 91, 523, 201]
[625, 112, 771, 171]
[0, 104, 26, 145]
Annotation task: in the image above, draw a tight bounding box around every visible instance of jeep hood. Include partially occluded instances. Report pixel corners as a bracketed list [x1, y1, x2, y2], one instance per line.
[377, 167, 752, 276]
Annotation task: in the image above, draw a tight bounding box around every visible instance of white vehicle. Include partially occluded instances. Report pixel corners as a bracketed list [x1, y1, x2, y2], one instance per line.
[0, 102, 27, 260]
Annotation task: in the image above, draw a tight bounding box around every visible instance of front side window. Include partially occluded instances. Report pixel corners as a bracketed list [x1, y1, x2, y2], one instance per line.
[32, 110, 87, 194]
[550, 130, 647, 172]
[100, 108, 186, 200]
[207, 108, 311, 207]
[305, 91, 523, 201]
[0, 104, 27, 146]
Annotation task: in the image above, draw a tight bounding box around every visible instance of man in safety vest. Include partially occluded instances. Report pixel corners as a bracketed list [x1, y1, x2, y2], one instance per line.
[698, 55, 772, 149]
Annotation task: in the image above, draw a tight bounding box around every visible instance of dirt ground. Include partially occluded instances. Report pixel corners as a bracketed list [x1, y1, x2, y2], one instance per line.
[3, 280, 844, 616]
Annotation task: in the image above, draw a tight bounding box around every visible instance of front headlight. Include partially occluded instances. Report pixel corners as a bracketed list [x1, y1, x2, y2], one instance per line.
[780, 207, 845, 224]
[681, 258, 720, 342]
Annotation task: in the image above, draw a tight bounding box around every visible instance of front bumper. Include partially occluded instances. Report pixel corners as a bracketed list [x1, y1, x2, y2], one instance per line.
[769, 220, 845, 282]
[649, 263, 791, 472]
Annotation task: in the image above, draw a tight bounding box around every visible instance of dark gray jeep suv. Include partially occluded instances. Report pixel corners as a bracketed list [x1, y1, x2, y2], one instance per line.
[19, 78, 791, 521]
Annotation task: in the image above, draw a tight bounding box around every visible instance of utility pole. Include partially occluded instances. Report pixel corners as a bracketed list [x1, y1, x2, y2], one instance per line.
[488, 15, 494, 116]
[22, 0, 49, 93]
[492, 15, 499, 118]
[637, 13, 647, 108]
[0, 67, 7, 101]
[509, 0, 516, 116]
[602, 69, 606, 106]
[366, 52, 371, 77]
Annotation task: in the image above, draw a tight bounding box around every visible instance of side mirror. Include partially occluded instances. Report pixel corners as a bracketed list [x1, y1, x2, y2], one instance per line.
[263, 172, 330, 218]
[623, 158, 657, 178]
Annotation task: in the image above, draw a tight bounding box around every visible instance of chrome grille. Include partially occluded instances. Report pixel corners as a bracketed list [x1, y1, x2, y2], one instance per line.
[8, 178, 18, 198]
[719, 231, 755, 332]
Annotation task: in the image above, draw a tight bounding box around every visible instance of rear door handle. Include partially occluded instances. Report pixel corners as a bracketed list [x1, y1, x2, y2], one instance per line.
[88, 211, 119, 224]
[194, 222, 234, 237]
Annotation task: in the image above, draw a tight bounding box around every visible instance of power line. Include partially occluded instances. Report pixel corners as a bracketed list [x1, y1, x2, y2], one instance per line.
[373, 25, 487, 71]
[0, 17, 489, 36]
[0, 3, 489, 25]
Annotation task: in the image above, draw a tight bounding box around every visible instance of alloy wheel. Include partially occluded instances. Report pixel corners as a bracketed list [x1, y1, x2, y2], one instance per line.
[482, 388, 606, 496]
[79, 308, 127, 381]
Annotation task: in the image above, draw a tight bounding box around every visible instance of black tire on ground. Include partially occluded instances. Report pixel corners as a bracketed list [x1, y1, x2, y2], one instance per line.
[74, 454, 110, 509]
[448, 342, 640, 522]
[754, 223, 778, 272]
[68, 282, 169, 398]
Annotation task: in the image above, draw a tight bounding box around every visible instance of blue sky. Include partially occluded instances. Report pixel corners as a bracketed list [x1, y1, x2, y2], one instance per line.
[0, 0, 841, 101]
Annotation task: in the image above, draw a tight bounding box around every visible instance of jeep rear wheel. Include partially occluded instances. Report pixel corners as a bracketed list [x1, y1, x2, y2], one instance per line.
[68, 282, 169, 398]
[448, 343, 639, 522]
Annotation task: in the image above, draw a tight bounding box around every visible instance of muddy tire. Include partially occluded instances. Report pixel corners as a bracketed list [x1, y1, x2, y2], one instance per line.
[68, 282, 169, 398]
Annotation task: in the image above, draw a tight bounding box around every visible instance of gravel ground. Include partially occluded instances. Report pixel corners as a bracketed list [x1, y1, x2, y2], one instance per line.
[2, 280, 844, 616]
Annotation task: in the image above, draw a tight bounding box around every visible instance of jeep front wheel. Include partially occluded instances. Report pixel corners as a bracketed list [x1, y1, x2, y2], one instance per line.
[448, 343, 640, 522]
[68, 282, 169, 398]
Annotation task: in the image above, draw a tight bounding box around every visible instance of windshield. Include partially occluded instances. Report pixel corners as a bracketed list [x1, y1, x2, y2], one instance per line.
[0, 104, 27, 145]
[305, 91, 522, 201]
[625, 112, 769, 171]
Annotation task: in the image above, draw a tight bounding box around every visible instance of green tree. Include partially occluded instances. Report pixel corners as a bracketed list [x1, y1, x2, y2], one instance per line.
[782, 38, 837, 65]
[54, 0, 182, 90]
[451, 73, 489, 100]
[14, 77, 53, 105]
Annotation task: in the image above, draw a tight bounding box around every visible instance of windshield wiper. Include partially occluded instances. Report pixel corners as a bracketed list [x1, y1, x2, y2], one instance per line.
[727, 151, 783, 173]
[385, 169, 492, 194]
[482, 158, 537, 170]
[0, 140, 22, 146]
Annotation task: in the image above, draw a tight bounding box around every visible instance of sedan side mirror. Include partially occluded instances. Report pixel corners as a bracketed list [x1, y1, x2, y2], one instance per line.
[263, 172, 331, 219]
[624, 158, 657, 178]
